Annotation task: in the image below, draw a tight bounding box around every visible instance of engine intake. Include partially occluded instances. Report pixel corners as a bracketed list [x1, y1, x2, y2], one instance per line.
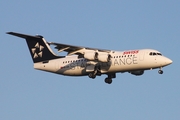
[84, 52, 111, 62]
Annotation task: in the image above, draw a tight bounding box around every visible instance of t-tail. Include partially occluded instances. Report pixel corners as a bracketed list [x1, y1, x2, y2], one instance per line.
[7, 32, 62, 63]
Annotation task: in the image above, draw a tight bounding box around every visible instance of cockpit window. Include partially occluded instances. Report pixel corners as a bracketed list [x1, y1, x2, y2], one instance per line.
[157, 53, 162, 56]
[153, 52, 157, 55]
[149, 52, 162, 56]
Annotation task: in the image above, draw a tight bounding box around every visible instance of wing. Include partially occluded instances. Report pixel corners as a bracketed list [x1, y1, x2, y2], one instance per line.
[49, 42, 111, 56]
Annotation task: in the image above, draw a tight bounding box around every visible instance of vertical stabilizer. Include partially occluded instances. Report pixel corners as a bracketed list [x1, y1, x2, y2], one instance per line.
[7, 32, 62, 63]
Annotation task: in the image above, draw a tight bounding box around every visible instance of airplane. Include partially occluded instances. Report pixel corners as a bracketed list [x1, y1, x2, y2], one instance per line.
[7, 32, 173, 84]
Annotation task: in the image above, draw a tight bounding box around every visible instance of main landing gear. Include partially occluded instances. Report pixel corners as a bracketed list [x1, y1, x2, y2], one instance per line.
[104, 77, 112, 84]
[88, 72, 96, 79]
[88, 65, 101, 79]
[88, 65, 116, 84]
[104, 73, 116, 84]
[88, 71, 115, 84]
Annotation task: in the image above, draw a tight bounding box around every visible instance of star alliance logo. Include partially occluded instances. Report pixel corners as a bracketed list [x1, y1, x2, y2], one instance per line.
[31, 42, 44, 59]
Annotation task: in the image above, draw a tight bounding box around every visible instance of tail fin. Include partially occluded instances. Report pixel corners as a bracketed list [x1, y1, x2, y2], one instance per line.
[7, 32, 62, 63]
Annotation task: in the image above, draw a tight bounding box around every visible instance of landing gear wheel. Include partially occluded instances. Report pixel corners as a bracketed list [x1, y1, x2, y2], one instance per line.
[158, 70, 163, 74]
[104, 78, 112, 84]
[92, 75, 96, 79]
[88, 73, 96, 79]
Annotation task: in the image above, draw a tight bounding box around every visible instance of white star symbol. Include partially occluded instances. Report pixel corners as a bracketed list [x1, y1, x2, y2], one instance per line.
[31, 42, 44, 58]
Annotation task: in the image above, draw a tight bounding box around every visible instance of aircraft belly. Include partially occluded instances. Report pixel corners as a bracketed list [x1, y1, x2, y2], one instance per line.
[101, 61, 146, 73]
[57, 67, 87, 76]
[108, 65, 138, 73]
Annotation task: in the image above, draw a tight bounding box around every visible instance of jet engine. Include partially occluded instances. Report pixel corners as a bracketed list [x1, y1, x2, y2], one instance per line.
[97, 53, 111, 62]
[83, 52, 111, 62]
[130, 70, 144, 76]
[84, 52, 98, 61]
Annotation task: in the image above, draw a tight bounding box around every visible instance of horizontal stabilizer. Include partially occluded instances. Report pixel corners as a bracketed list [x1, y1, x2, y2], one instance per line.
[7, 32, 42, 39]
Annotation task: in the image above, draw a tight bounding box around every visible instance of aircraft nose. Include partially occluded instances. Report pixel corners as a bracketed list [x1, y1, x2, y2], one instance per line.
[165, 57, 173, 65]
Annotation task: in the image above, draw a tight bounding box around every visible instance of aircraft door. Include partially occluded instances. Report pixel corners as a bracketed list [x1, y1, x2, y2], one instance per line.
[153, 53, 157, 63]
[55, 60, 60, 71]
[139, 51, 145, 61]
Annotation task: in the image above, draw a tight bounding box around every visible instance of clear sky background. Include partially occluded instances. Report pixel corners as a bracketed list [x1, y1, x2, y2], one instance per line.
[1, 0, 180, 120]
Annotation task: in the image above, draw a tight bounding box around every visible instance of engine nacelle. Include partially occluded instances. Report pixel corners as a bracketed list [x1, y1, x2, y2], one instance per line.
[97, 53, 111, 62]
[130, 70, 144, 76]
[84, 52, 98, 61]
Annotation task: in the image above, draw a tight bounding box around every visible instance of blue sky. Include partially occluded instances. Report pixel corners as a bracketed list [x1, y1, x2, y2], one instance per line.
[1, 0, 180, 120]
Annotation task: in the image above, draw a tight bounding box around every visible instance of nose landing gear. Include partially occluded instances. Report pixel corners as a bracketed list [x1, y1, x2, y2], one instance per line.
[158, 70, 163, 74]
[158, 67, 163, 74]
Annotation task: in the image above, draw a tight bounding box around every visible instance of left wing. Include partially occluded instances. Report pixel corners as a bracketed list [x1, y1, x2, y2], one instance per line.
[49, 42, 111, 56]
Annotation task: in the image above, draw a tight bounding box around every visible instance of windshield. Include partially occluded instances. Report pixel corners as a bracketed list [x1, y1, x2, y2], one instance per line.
[149, 52, 162, 56]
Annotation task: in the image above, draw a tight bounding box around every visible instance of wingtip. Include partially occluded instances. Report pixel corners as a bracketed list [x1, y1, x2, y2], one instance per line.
[6, 32, 12, 34]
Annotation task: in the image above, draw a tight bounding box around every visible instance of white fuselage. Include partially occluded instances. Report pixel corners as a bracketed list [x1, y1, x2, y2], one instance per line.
[7, 32, 173, 84]
[34, 49, 172, 76]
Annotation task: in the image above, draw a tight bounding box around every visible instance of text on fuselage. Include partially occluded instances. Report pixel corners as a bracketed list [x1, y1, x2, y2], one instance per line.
[113, 56, 138, 65]
[123, 50, 139, 55]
